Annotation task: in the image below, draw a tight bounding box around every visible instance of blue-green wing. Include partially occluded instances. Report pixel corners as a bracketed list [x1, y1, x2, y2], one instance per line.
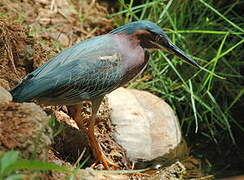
[10, 34, 125, 104]
[30, 35, 119, 77]
[11, 58, 123, 104]
[41, 58, 123, 104]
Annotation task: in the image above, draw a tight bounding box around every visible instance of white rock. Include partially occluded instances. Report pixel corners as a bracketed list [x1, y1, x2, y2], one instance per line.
[0, 86, 12, 104]
[107, 88, 183, 163]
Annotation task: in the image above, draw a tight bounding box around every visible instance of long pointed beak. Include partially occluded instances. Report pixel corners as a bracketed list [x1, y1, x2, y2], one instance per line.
[154, 37, 200, 67]
[168, 42, 199, 67]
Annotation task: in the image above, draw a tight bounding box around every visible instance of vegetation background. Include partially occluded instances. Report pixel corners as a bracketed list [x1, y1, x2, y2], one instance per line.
[115, 0, 244, 177]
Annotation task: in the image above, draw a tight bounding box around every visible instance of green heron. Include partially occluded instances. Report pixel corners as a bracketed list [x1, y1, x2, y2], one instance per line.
[10, 20, 198, 169]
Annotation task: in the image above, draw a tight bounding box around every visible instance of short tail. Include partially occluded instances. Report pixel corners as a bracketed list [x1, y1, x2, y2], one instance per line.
[10, 75, 35, 102]
[10, 82, 28, 102]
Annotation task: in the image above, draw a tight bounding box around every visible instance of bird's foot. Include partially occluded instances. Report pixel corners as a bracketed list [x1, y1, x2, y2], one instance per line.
[87, 126, 119, 170]
[96, 150, 119, 170]
[90, 141, 119, 169]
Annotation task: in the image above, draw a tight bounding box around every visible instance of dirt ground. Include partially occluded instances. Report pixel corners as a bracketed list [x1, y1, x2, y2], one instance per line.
[0, 0, 214, 179]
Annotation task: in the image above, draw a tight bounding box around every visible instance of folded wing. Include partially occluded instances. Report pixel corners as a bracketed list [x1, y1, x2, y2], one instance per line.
[10, 57, 124, 104]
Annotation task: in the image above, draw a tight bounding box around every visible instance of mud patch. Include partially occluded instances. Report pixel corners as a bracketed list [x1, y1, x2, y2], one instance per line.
[0, 102, 52, 161]
[0, 19, 54, 89]
[0, 0, 114, 48]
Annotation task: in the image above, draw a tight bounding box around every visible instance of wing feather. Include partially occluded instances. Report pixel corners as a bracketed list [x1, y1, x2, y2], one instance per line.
[10, 34, 125, 104]
[34, 58, 123, 105]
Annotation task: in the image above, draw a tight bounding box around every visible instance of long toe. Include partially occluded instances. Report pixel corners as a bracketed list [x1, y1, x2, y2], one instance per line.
[96, 149, 119, 170]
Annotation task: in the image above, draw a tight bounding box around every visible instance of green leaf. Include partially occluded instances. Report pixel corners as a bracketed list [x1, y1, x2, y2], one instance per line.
[5, 174, 25, 180]
[0, 151, 19, 174]
[4, 159, 73, 174]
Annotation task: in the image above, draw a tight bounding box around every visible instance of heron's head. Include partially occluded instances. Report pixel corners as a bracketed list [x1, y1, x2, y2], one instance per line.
[110, 20, 199, 67]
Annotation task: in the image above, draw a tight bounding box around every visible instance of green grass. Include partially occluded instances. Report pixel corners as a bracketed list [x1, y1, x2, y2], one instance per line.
[0, 150, 150, 179]
[0, 151, 74, 180]
[112, 0, 244, 144]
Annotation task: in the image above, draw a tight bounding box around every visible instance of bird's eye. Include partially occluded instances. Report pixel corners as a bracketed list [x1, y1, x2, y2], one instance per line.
[155, 35, 171, 47]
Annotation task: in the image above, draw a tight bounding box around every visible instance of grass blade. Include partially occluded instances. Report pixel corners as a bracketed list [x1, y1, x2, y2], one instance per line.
[4, 159, 74, 174]
[199, 0, 244, 33]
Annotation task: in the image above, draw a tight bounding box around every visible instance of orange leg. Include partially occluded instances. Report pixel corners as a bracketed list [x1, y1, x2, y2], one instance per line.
[67, 104, 84, 129]
[88, 97, 118, 169]
[68, 98, 118, 169]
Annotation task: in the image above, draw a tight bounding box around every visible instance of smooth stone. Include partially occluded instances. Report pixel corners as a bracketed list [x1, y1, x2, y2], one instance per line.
[0, 86, 12, 104]
[107, 88, 186, 167]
